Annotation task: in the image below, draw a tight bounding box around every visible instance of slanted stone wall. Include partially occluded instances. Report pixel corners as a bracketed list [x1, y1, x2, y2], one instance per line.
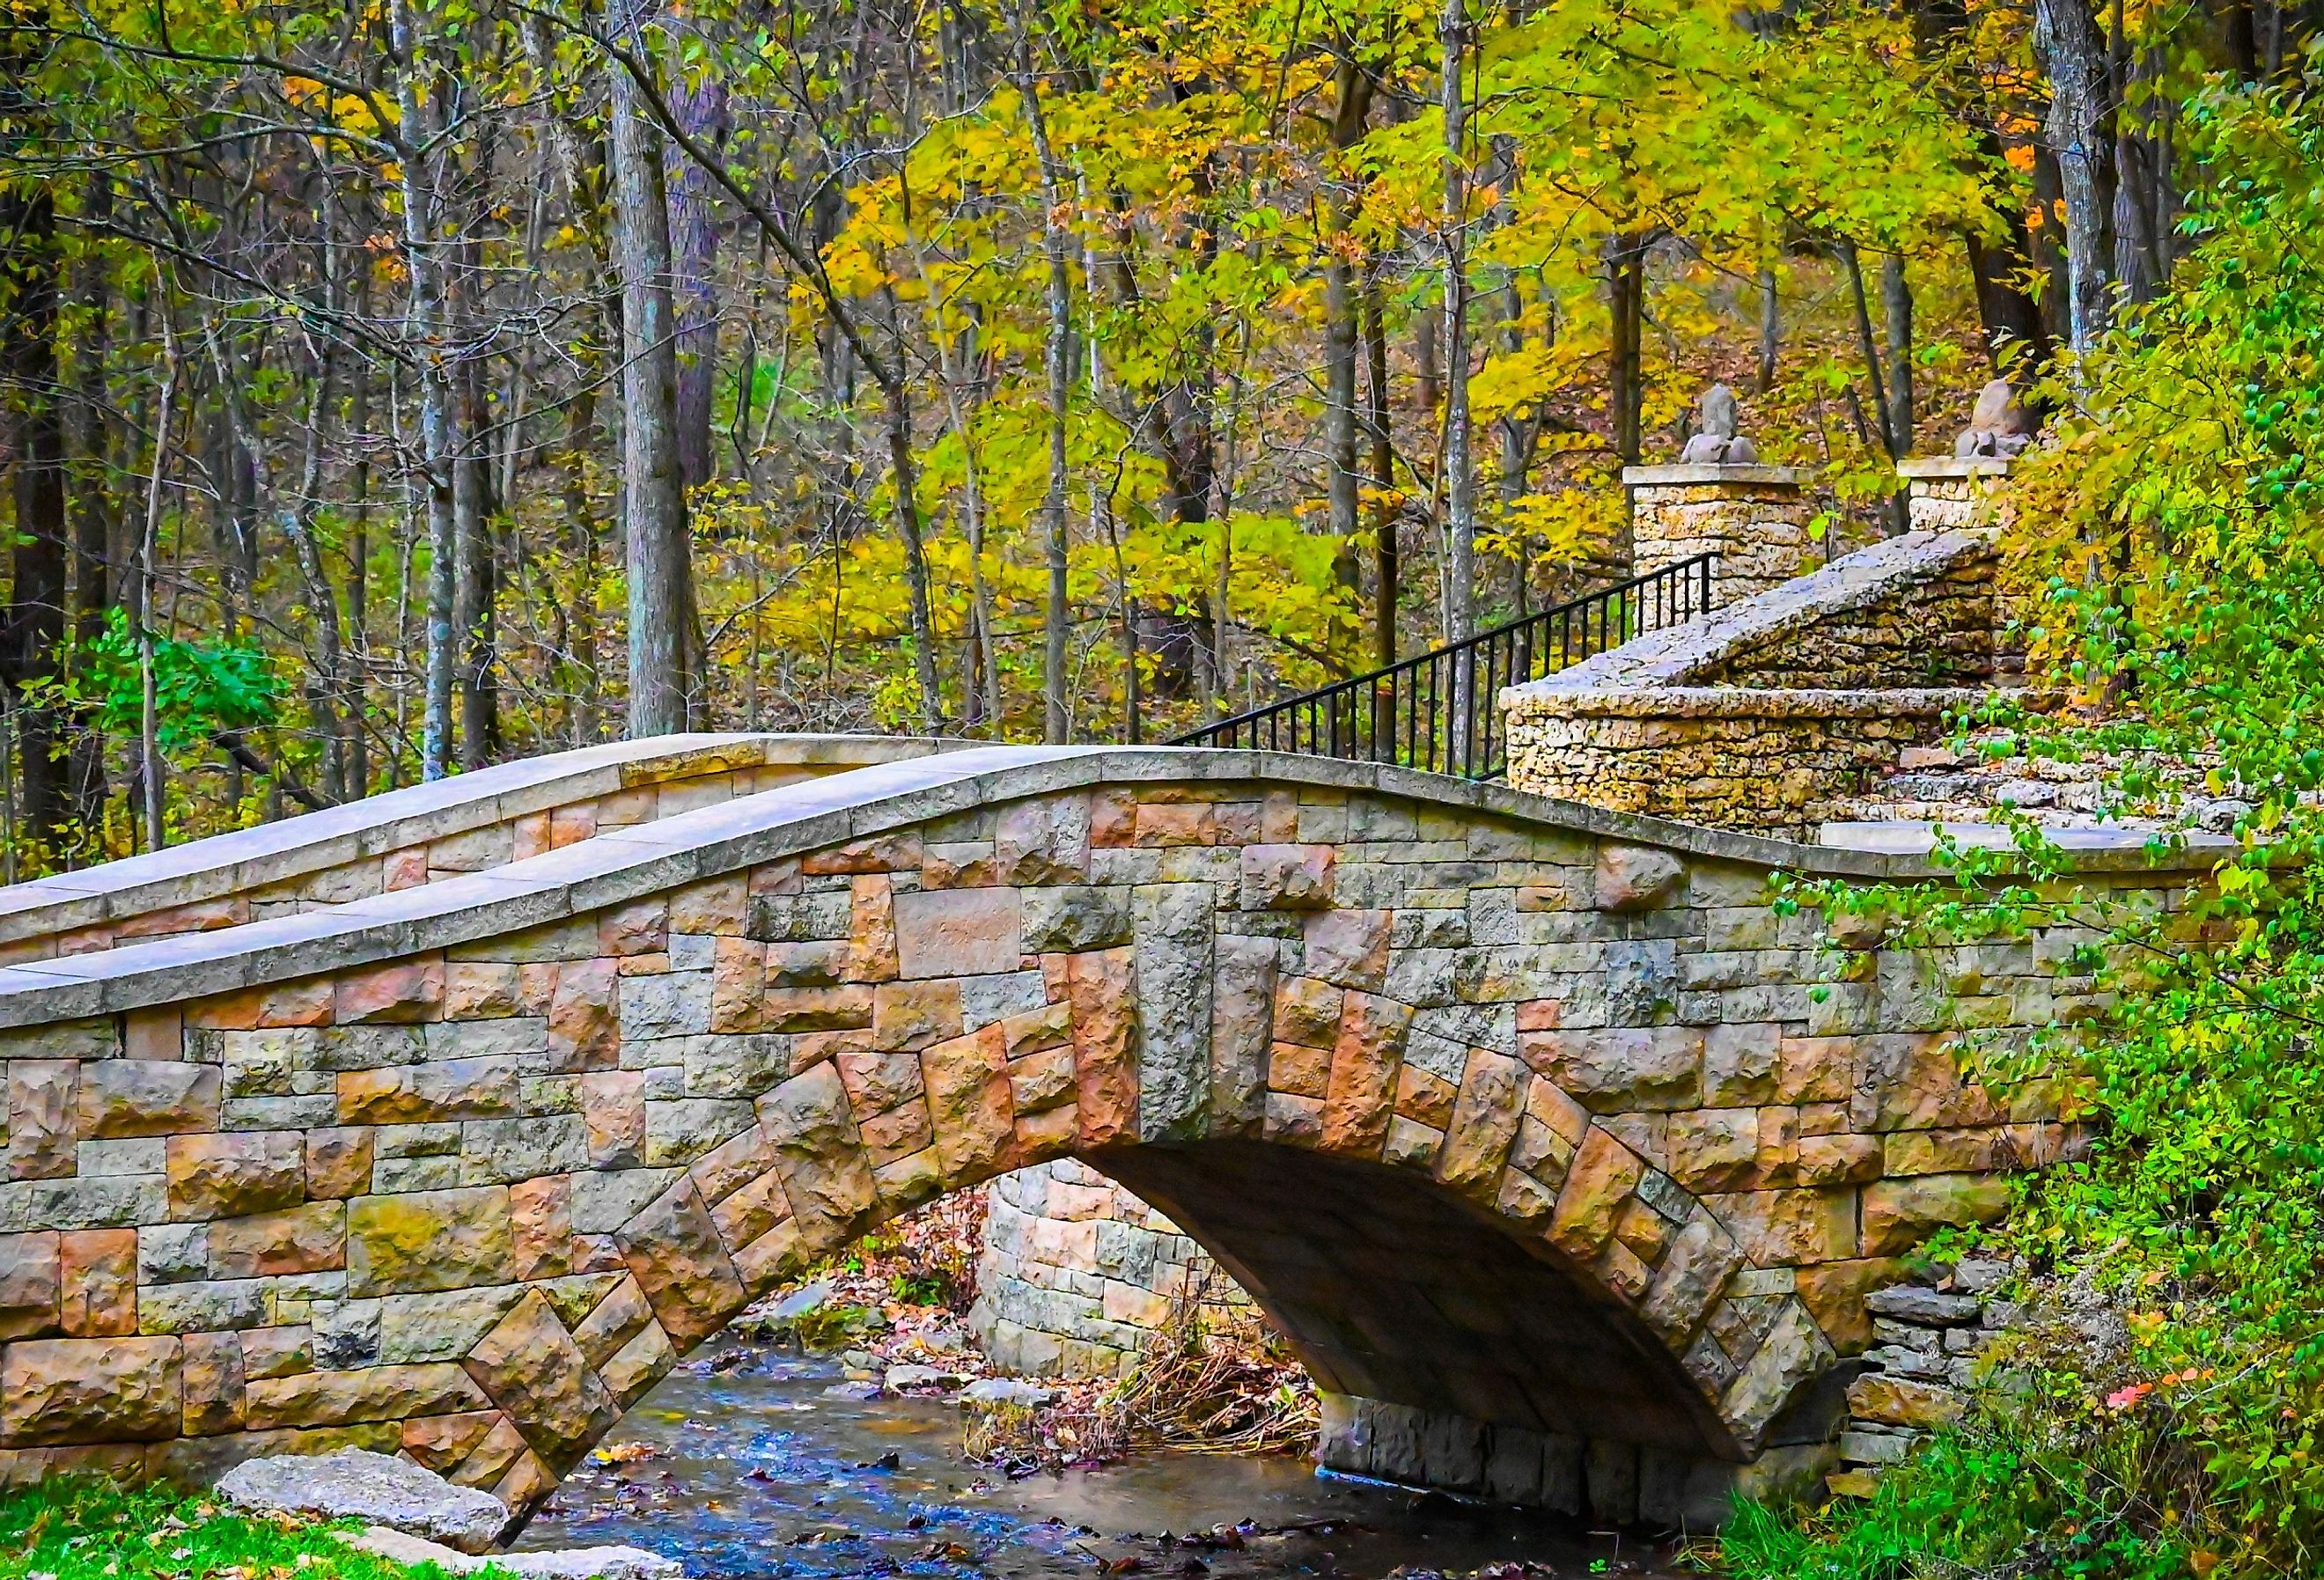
[1503, 531, 2012, 838]
[971, 1159, 1257, 1377]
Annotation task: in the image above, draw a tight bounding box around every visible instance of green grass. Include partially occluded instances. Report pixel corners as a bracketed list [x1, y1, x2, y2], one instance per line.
[0, 1478, 462, 1580]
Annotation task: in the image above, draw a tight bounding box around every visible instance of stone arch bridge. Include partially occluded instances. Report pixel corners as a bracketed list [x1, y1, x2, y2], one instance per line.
[0, 740, 2197, 1527]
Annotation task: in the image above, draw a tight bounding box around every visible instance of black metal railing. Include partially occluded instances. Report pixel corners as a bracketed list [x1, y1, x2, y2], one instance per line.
[1172, 552, 1717, 780]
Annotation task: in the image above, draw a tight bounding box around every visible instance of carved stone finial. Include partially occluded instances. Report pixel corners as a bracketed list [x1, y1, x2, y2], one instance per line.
[1953, 378, 2037, 459]
[1677, 383, 1759, 464]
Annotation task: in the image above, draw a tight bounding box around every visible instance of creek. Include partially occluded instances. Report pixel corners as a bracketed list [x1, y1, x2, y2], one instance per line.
[513, 1337, 1686, 1580]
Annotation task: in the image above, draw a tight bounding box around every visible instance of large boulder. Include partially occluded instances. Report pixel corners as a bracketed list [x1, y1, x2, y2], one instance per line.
[217, 1448, 510, 1554]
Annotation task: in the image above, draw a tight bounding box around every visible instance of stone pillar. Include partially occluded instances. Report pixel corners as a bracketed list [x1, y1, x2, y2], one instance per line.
[1624, 464, 1814, 605]
[1898, 457, 2012, 533]
[969, 1158, 1259, 1378]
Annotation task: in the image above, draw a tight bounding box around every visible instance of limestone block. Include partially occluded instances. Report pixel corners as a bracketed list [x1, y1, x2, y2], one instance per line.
[1019, 886, 1132, 953]
[548, 960, 619, 1073]
[0, 1231, 61, 1339]
[1593, 846, 1686, 912]
[995, 797, 1093, 886]
[1239, 845, 1335, 911]
[58, 1229, 134, 1336]
[921, 1027, 1013, 1178]
[1526, 1027, 1703, 1113]
[1, 1334, 183, 1444]
[613, 1179, 746, 1347]
[1860, 1172, 2009, 1255]
[1302, 909, 1390, 993]
[168, 1133, 306, 1222]
[335, 961, 445, 1025]
[1639, 1211, 1746, 1345]
[894, 887, 1024, 979]
[463, 1290, 620, 1471]
[8, 1062, 78, 1181]
[1846, 1372, 1965, 1429]
[209, 1202, 347, 1279]
[1720, 1299, 1837, 1448]
[349, 1187, 514, 1297]
[1134, 884, 1217, 1142]
[217, 1447, 510, 1553]
[617, 973, 712, 1042]
[1548, 1128, 1644, 1261]
[78, 1061, 222, 1139]
[339, 1057, 524, 1126]
[181, 1328, 247, 1435]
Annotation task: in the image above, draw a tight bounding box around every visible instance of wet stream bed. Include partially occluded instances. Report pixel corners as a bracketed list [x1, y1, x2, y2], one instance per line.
[514, 1340, 1686, 1580]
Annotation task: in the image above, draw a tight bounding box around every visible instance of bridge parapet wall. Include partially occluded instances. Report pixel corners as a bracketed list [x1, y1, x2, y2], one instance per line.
[0, 749, 2202, 1521]
[0, 736, 953, 967]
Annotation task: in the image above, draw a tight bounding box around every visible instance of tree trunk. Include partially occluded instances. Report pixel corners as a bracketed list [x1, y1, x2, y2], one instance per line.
[666, 70, 728, 490]
[2, 181, 70, 854]
[67, 174, 113, 835]
[2035, 0, 2116, 351]
[390, 0, 460, 780]
[1604, 231, 1644, 467]
[1022, 66, 1076, 744]
[1882, 254, 1914, 456]
[1364, 271, 1397, 669]
[1322, 51, 1374, 567]
[1439, 0, 1475, 645]
[608, 0, 701, 737]
[1756, 267, 1779, 393]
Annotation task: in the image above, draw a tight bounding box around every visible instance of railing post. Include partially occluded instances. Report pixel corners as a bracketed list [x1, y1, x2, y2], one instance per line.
[1625, 463, 1807, 605]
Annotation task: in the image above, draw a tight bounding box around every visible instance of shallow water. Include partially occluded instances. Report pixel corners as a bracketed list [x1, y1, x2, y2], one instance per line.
[515, 1339, 1684, 1580]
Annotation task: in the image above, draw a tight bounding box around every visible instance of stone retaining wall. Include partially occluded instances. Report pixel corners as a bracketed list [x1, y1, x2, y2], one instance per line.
[1828, 1261, 2019, 1495]
[1503, 531, 2009, 838]
[970, 1159, 1257, 1377]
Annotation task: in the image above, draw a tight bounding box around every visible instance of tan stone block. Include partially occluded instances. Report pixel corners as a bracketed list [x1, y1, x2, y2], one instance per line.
[1057, 950, 1135, 1148]
[1669, 1110, 1760, 1191]
[180, 1329, 246, 1436]
[579, 1071, 647, 1168]
[1860, 1173, 2009, 1256]
[0, 1232, 61, 1340]
[241, 1326, 313, 1379]
[1598, 1238, 1653, 1303]
[1777, 1038, 1855, 1105]
[1702, 1187, 1859, 1266]
[761, 987, 874, 1033]
[511, 1176, 573, 1282]
[1639, 1212, 1746, 1344]
[1798, 1133, 1883, 1187]
[4, 1335, 180, 1451]
[77, 1059, 221, 1139]
[1303, 910, 1391, 993]
[1007, 1045, 1077, 1115]
[615, 1179, 748, 1347]
[858, 1103, 933, 1165]
[800, 834, 921, 876]
[1394, 1065, 1456, 1129]
[1271, 977, 1343, 1048]
[923, 1025, 1013, 1179]
[599, 900, 668, 957]
[1614, 1197, 1673, 1264]
[1524, 1028, 1703, 1113]
[383, 847, 430, 891]
[1548, 1128, 1643, 1262]
[1847, 1374, 1966, 1429]
[335, 959, 445, 1025]
[1239, 845, 1335, 911]
[348, 1187, 513, 1296]
[1852, 1034, 2003, 1132]
[846, 874, 901, 982]
[570, 1277, 652, 1369]
[994, 796, 1092, 886]
[463, 1289, 620, 1472]
[445, 965, 523, 1019]
[1268, 1040, 1331, 1100]
[894, 887, 1023, 979]
[56, 1231, 133, 1338]
[1319, 992, 1408, 1157]
[1382, 1116, 1445, 1169]
[598, 1320, 676, 1408]
[1703, 1025, 1780, 1107]
[1002, 1002, 1073, 1060]
[670, 876, 747, 937]
[209, 1203, 346, 1279]
[245, 1362, 487, 1429]
[1133, 803, 1216, 847]
[305, 1128, 372, 1201]
[709, 1171, 788, 1251]
[404, 1409, 501, 1473]
[872, 981, 963, 1053]
[124, 1006, 188, 1060]
[1593, 845, 1685, 911]
[548, 959, 619, 1072]
[449, 1413, 527, 1488]
[549, 805, 597, 848]
[1086, 788, 1137, 848]
[338, 1058, 519, 1125]
[1262, 1091, 1325, 1144]
[8, 1062, 77, 1180]
[168, 1132, 305, 1222]
[710, 938, 769, 1033]
[1434, 1049, 1523, 1197]
[120, 899, 248, 938]
[1793, 1257, 1908, 1355]
[1524, 1076, 1592, 1148]
[1014, 1106, 1077, 1157]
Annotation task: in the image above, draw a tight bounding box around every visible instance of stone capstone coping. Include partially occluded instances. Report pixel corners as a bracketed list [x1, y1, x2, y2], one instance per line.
[1505, 686, 2002, 721]
[0, 745, 2227, 1031]
[1622, 464, 1806, 487]
[1502, 529, 1998, 700]
[1820, 819, 2237, 858]
[0, 732, 960, 948]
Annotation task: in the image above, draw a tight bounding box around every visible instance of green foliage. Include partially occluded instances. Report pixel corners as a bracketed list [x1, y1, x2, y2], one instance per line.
[1721, 57, 2324, 1580]
[81, 610, 280, 756]
[0, 1476, 455, 1580]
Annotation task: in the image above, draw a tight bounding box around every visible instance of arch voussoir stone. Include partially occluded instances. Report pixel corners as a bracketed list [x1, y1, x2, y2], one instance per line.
[0, 746, 2190, 1525]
